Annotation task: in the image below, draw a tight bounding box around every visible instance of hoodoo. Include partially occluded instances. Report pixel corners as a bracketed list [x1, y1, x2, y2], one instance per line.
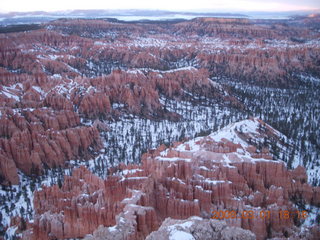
[20, 119, 320, 240]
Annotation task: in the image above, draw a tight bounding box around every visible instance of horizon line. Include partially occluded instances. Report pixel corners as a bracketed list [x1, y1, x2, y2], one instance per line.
[1, 8, 320, 14]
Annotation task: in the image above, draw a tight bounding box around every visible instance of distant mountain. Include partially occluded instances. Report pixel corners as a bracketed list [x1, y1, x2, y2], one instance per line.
[1, 8, 319, 25]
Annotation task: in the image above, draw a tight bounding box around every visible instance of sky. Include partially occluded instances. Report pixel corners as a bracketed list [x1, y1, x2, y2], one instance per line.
[0, 0, 319, 13]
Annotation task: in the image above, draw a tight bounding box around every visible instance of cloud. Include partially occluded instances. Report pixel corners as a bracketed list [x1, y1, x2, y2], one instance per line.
[0, 0, 319, 13]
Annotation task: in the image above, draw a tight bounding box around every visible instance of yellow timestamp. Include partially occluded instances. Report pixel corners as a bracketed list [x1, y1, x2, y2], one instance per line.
[211, 210, 308, 220]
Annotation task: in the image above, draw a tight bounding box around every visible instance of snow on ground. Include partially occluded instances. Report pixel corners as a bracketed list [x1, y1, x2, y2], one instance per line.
[209, 119, 260, 147]
[104, 97, 245, 165]
[161, 118, 284, 166]
[1, 85, 21, 101]
[121, 169, 143, 175]
[301, 204, 320, 227]
[2, 82, 318, 239]
[4, 227, 19, 240]
[168, 220, 195, 240]
[1, 90, 19, 101]
[0, 172, 35, 237]
[222, 77, 320, 186]
[170, 230, 195, 240]
[130, 37, 169, 48]
[155, 156, 192, 162]
[307, 167, 320, 186]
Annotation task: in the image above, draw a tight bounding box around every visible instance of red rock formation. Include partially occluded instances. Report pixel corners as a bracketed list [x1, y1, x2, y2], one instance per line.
[37, 17, 319, 86]
[21, 119, 320, 240]
[1, 16, 318, 120]
[1, 16, 319, 182]
[0, 107, 101, 185]
[78, 92, 111, 118]
[1, 16, 320, 238]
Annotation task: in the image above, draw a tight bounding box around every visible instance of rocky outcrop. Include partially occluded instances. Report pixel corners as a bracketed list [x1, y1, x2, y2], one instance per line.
[21, 118, 320, 240]
[40, 17, 320, 86]
[0, 63, 234, 185]
[78, 92, 111, 118]
[145, 217, 256, 240]
[0, 108, 101, 185]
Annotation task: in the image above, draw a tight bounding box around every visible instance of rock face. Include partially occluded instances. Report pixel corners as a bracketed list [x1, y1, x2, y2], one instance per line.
[21, 118, 320, 240]
[145, 217, 256, 240]
[0, 107, 101, 185]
